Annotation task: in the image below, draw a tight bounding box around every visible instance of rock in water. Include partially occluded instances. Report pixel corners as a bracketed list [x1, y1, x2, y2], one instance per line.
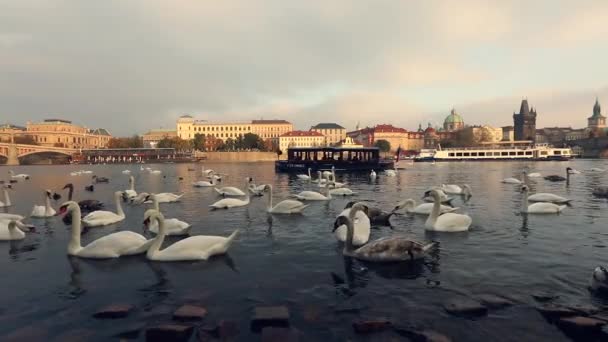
[173, 305, 207, 321]
[444, 299, 488, 317]
[146, 324, 193, 342]
[93, 304, 134, 319]
[251, 306, 290, 332]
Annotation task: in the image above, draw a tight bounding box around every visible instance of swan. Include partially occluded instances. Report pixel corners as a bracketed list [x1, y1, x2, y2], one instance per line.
[527, 172, 542, 178]
[396, 199, 458, 215]
[31, 190, 57, 218]
[81, 191, 126, 227]
[124, 176, 137, 199]
[0, 220, 34, 241]
[248, 181, 265, 197]
[544, 167, 572, 182]
[215, 179, 247, 197]
[422, 189, 454, 204]
[201, 166, 214, 176]
[210, 178, 251, 209]
[588, 168, 606, 173]
[592, 186, 608, 198]
[527, 192, 571, 204]
[92, 175, 110, 183]
[441, 184, 472, 197]
[122, 170, 131, 174]
[70, 171, 82, 176]
[322, 170, 333, 178]
[62, 183, 104, 211]
[336, 203, 437, 262]
[327, 166, 346, 188]
[207, 171, 223, 182]
[9, 170, 30, 180]
[370, 170, 377, 179]
[520, 185, 566, 214]
[384, 169, 397, 177]
[263, 184, 308, 214]
[591, 266, 608, 292]
[143, 209, 239, 261]
[329, 187, 357, 196]
[293, 172, 331, 201]
[333, 205, 370, 246]
[344, 201, 394, 226]
[0, 213, 24, 221]
[424, 189, 472, 232]
[81, 170, 93, 174]
[147, 194, 191, 236]
[149, 170, 162, 175]
[0, 185, 12, 207]
[139, 192, 183, 204]
[569, 168, 581, 174]
[297, 168, 312, 181]
[501, 171, 525, 184]
[58, 201, 152, 258]
[311, 172, 328, 185]
[193, 179, 215, 187]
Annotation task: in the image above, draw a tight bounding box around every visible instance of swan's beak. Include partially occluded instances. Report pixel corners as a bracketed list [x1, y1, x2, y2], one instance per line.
[142, 218, 150, 227]
[56, 205, 68, 216]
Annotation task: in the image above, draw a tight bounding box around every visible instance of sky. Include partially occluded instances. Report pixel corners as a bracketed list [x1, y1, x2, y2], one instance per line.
[1, 0, 608, 136]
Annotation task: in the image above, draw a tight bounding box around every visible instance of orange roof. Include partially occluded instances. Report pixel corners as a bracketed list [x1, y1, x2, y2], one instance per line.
[374, 124, 408, 133]
[281, 130, 324, 137]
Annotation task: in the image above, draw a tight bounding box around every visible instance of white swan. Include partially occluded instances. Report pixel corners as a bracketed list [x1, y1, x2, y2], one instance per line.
[297, 168, 312, 181]
[328, 166, 346, 188]
[248, 181, 265, 196]
[149, 170, 162, 175]
[144, 209, 239, 261]
[441, 184, 472, 196]
[329, 187, 357, 196]
[0, 220, 34, 241]
[333, 206, 370, 246]
[140, 192, 183, 204]
[591, 266, 608, 292]
[396, 199, 458, 215]
[122, 170, 131, 174]
[502, 174, 523, 184]
[82, 191, 126, 227]
[263, 184, 308, 214]
[0, 186, 12, 207]
[210, 178, 251, 209]
[59, 201, 152, 258]
[293, 172, 331, 201]
[0, 213, 24, 221]
[124, 175, 137, 199]
[215, 180, 247, 197]
[424, 189, 472, 232]
[147, 195, 191, 236]
[527, 192, 571, 204]
[520, 185, 566, 214]
[527, 172, 541, 178]
[31, 190, 56, 218]
[384, 169, 397, 177]
[370, 170, 377, 179]
[422, 189, 453, 204]
[193, 179, 215, 187]
[202, 166, 214, 176]
[9, 170, 30, 180]
[337, 203, 436, 262]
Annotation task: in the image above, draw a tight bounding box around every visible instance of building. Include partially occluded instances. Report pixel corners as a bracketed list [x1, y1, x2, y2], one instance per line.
[310, 123, 346, 146]
[0, 119, 111, 149]
[565, 128, 587, 141]
[337, 136, 364, 148]
[461, 125, 503, 144]
[501, 126, 514, 141]
[588, 98, 606, 135]
[278, 130, 325, 152]
[443, 108, 465, 132]
[176, 115, 293, 149]
[346, 124, 439, 152]
[513, 99, 537, 141]
[142, 129, 178, 148]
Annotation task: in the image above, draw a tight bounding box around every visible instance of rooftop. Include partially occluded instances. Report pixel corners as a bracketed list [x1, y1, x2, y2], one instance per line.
[91, 128, 111, 136]
[252, 119, 291, 125]
[281, 130, 324, 137]
[374, 124, 408, 133]
[43, 119, 72, 124]
[311, 123, 345, 130]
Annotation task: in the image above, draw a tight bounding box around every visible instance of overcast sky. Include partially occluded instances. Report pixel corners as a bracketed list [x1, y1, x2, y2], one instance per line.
[1, 0, 607, 136]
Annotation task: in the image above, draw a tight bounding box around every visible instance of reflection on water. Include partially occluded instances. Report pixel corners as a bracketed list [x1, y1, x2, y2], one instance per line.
[0, 160, 606, 340]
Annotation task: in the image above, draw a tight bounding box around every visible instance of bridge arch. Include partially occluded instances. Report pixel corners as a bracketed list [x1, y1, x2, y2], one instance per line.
[18, 150, 73, 158]
[17, 151, 72, 165]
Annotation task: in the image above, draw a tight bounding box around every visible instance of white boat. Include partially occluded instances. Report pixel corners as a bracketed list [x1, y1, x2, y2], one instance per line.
[415, 143, 573, 162]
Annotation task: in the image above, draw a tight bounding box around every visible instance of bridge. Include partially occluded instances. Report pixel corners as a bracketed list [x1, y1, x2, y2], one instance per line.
[0, 142, 77, 165]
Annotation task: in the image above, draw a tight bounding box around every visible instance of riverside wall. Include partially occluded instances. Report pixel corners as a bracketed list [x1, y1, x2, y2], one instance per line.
[195, 151, 281, 162]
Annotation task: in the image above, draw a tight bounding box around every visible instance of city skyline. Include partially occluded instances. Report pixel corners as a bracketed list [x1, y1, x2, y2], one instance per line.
[2, 1, 608, 135]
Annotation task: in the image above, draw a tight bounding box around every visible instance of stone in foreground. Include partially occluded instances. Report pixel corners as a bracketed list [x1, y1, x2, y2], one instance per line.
[93, 304, 134, 319]
[475, 294, 513, 309]
[444, 299, 487, 317]
[558, 316, 606, 332]
[173, 304, 208, 321]
[251, 306, 290, 331]
[352, 320, 392, 334]
[146, 324, 193, 342]
[261, 327, 299, 342]
[394, 326, 452, 342]
[536, 304, 579, 320]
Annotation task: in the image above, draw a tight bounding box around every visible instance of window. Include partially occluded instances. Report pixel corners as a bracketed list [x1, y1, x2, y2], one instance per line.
[509, 152, 516, 156]
[478, 152, 485, 156]
[541, 151, 548, 155]
[471, 152, 478, 156]
[448, 152, 455, 157]
[525, 151, 532, 155]
[501, 152, 508, 156]
[463, 152, 470, 156]
[456, 152, 463, 157]
[554, 150, 561, 155]
[517, 151, 524, 156]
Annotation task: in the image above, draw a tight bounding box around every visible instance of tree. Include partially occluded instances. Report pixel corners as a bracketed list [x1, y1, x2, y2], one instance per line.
[242, 133, 265, 151]
[108, 135, 143, 148]
[192, 133, 206, 151]
[157, 137, 192, 151]
[374, 139, 391, 152]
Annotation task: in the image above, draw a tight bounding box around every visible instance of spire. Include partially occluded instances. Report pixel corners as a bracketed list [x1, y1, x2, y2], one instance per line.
[593, 97, 601, 117]
[519, 98, 530, 115]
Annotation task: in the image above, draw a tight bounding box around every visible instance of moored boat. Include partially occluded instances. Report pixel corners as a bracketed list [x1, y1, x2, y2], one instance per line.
[275, 147, 393, 172]
[414, 143, 573, 162]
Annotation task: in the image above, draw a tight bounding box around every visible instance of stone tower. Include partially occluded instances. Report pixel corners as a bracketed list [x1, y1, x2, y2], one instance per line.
[587, 97, 606, 133]
[513, 99, 537, 141]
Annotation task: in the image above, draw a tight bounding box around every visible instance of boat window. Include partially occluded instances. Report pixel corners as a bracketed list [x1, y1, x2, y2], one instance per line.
[517, 151, 524, 155]
[478, 152, 485, 156]
[494, 152, 501, 156]
[456, 152, 463, 156]
[509, 152, 516, 156]
[554, 150, 561, 155]
[501, 152, 508, 156]
[525, 151, 532, 155]
[541, 151, 548, 155]
[448, 153, 455, 157]
[463, 152, 470, 156]
[471, 152, 477, 156]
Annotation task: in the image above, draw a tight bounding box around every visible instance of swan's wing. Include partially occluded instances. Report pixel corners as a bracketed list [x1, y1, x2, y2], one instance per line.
[334, 211, 370, 245]
[529, 202, 562, 213]
[435, 213, 472, 231]
[164, 218, 191, 229]
[79, 231, 147, 258]
[159, 235, 230, 259]
[354, 237, 427, 261]
[83, 210, 118, 221]
[274, 200, 307, 212]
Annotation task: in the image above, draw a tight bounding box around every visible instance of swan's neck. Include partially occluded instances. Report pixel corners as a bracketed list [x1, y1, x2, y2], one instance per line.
[344, 213, 355, 253]
[426, 195, 441, 226]
[153, 197, 160, 211]
[115, 193, 125, 217]
[147, 214, 166, 258]
[3, 189, 10, 206]
[522, 191, 529, 213]
[68, 206, 83, 254]
[44, 194, 52, 215]
[130, 177, 135, 191]
[267, 187, 273, 210]
[67, 186, 74, 201]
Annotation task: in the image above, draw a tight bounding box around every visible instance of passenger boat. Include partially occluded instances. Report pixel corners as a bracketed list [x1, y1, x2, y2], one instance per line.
[275, 147, 394, 172]
[414, 143, 573, 162]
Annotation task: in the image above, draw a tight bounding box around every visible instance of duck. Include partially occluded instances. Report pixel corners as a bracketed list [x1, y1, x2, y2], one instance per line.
[58, 201, 152, 258]
[520, 185, 566, 214]
[592, 186, 608, 198]
[0, 185, 12, 208]
[146, 194, 191, 236]
[544, 167, 573, 182]
[370, 170, 377, 180]
[81, 191, 126, 227]
[84, 184, 94, 192]
[527, 192, 571, 204]
[124, 175, 138, 200]
[293, 173, 331, 201]
[422, 189, 454, 205]
[336, 203, 437, 262]
[92, 175, 110, 183]
[30, 190, 57, 218]
[143, 209, 239, 261]
[9, 170, 30, 180]
[344, 201, 394, 226]
[297, 168, 312, 181]
[333, 204, 370, 246]
[0, 220, 34, 241]
[424, 189, 472, 232]
[591, 266, 608, 293]
[62, 183, 104, 211]
[210, 178, 251, 209]
[263, 184, 308, 214]
[395, 199, 458, 215]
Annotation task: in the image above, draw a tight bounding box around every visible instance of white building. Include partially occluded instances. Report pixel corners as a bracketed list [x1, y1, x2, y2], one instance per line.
[278, 130, 325, 153]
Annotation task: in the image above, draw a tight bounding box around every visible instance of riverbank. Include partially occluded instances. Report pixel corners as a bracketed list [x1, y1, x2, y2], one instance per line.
[196, 151, 280, 162]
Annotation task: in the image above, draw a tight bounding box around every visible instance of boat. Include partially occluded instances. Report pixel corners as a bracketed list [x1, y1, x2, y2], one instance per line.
[275, 147, 394, 173]
[414, 143, 573, 162]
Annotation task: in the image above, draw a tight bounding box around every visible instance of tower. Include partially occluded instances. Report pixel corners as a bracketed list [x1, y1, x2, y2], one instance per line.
[513, 99, 537, 141]
[587, 97, 606, 133]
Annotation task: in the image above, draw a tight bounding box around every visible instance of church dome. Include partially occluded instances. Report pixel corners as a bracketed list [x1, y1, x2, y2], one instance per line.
[444, 109, 464, 125]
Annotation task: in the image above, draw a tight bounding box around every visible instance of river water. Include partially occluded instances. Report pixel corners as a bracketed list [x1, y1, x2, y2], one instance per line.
[0, 160, 607, 341]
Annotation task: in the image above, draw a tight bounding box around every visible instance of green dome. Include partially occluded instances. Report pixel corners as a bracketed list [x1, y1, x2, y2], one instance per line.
[444, 109, 464, 125]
